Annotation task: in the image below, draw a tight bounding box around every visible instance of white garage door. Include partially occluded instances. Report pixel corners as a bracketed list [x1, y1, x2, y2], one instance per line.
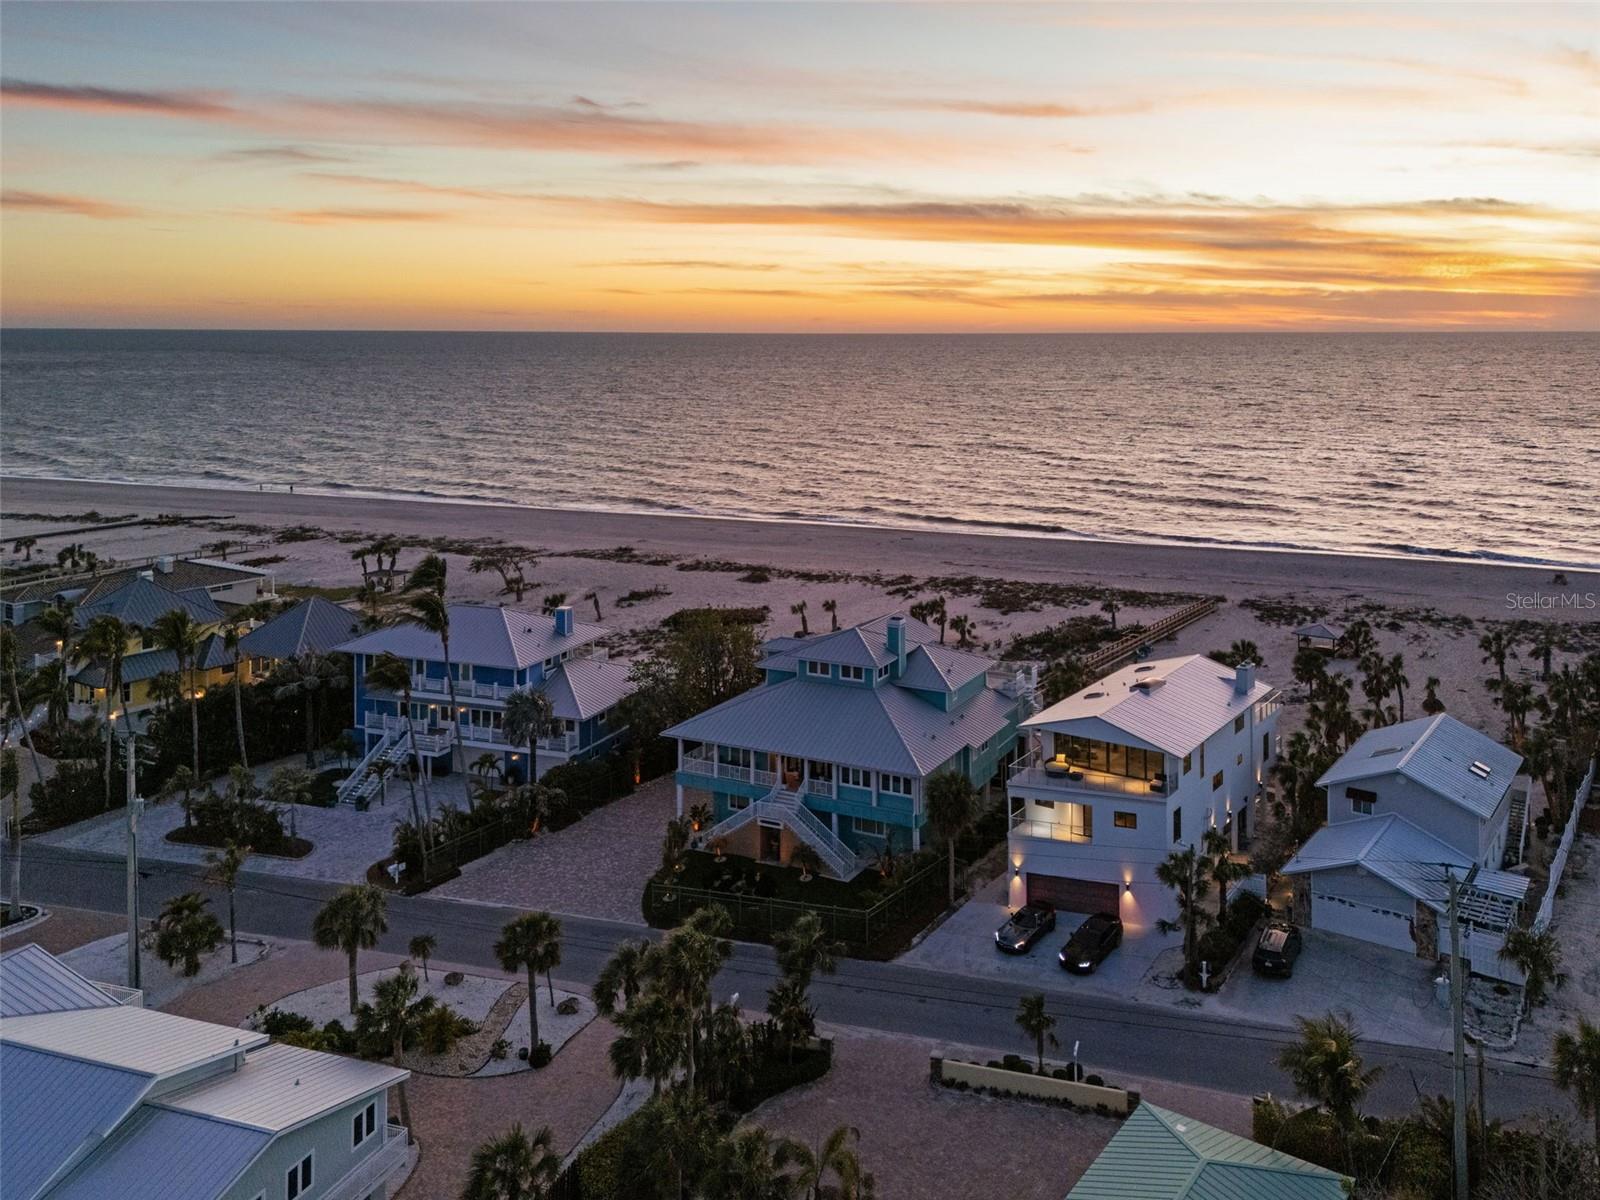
[1312, 891, 1414, 952]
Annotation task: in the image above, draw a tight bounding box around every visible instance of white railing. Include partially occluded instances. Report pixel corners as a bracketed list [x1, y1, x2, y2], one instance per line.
[701, 787, 863, 880]
[1535, 758, 1595, 932]
[409, 674, 519, 702]
[340, 725, 399, 805]
[92, 981, 143, 1007]
[1009, 813, 1094, 844]
[805, 776, 835, 799]
[1008, 753, 1166, 798]
[324, 1124, 410, 1200]
[362, 714, 451, 755]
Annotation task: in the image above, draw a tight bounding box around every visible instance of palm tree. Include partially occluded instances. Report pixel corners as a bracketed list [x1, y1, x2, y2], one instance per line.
[77, 614, 131, 808]
[153, 892, 224, 977]
[312, 884, 389, 1013]
[495, 911, 563, 1053]
[397, 562, 467, 778]
[1480, 630, 1515, 689]
[35, 605, 75, 737]
[503, 688, 555, 785]
[1552, 1015, 1600, 1152]
[789, 843, 822, 883]
[608, 991, 684, 1096]
[272, 651, 344, 768]
[1202, 827, 1249, 923]
[766, 977, 816, 1064]
[924, 770, 976, 906]
[364, 652, 431, 851]
[223, 602, 269, 768]
[1041, 655, 1088, 706]
[1277, 1011, 1381, 1129]
[462, 1123, 560, 1200]
[369, 962, 432, 1143]
[1156, 846, 1215, 984]
[594, 938, 653, 1017]
[3, 749, 22, 923]
[541, 592, 567, 614]
[151, 608, 204, 781]
[1496, 678, 1537, 750]
[706, 1127, 798, 1200]
[1498, 926, 1566, 1008]
[1015, 993, 1058, 1074]
[774, 910, 841, 991]
[948, 614, 973, 648]
[0, 630, 46, 807]
[1422, 675, 1446, 715]
[204, 840, 250, 964]
[790, 601, 809, 636]
[1388, 653, 1409, 722]
[471, 751, 504, 796]
[1529, 625, 1560, 681]
[409, 932, 438, 981]
[821, 598, 839, 631]
[775, 1124, 872, 1200]
[11, 535, 37, 560]
[1100, 598, 1120, 631]
[148, 670, 183, 717]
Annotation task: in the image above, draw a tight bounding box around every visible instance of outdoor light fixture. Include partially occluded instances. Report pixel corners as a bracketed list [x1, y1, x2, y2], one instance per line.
[1013, 865, 1020, 878]
[1124, 882, 1132, 895]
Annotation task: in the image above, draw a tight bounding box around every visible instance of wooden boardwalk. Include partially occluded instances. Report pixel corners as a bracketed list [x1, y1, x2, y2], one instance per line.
[1082, 597, 1220, 674]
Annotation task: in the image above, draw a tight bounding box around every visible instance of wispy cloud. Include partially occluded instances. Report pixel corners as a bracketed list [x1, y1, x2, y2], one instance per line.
[2, 188, 147, 219]
[1, 78, 236, 119]
[216, 144, 353, 164]
[267, 207, 452, 225]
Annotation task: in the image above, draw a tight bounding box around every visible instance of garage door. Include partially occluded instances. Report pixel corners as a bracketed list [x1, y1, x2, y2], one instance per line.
[1027, 874, 1119, 915]
[1312, 892, 1414, 952]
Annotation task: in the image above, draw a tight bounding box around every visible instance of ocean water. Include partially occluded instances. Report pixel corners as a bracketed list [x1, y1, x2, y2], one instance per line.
[2, 329, 1596, 568]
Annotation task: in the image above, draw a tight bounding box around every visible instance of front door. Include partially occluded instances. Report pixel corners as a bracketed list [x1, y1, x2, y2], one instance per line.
[759, 822, 783, 863]
[781, 756, 803, 789]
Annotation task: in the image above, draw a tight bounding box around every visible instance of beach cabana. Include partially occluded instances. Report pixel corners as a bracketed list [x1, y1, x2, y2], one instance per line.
[1293, 621, 1346, 654]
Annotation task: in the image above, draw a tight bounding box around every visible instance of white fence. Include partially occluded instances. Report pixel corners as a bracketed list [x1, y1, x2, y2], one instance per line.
[1534, 758, 1595, 933]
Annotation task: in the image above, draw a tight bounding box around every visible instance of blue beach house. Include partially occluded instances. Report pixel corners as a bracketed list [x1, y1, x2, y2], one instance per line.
[335, 603, 635, 804]
[665, 613, 1037, 879]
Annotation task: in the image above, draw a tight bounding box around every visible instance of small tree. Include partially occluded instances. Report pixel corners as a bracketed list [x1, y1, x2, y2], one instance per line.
[594, 938, 653, 1017]
[775, 1125, 873, 1200]
[1202, 827, 1249, 923]
[774, 910, 842, 992]
[1499, 927, 1566, 1009]
[1156, 845, 1215, 985]
[924, 769, 977, 906]
[313, 884, 389, 1013]
[370, 962, 432, 1142]
[822, 598, 839, 631]
[496, 912, 563, 1054]
[154, 892, 224, 977]
[410, 932, 438, 981]
[1553, 1015, 1600, 1153]
[462, 1123, 560, 1200]
[1100, 597, 1120, 630]
[790, 844, 822, 882]
[1277, 1010, 1381, 1130]
[204, 840, 251, 964]
[790, 600, 809, 636]
[1015, 992, 1058, 1074]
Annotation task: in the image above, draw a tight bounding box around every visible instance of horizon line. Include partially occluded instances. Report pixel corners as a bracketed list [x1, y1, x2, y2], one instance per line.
[4, 325, 1596, 337]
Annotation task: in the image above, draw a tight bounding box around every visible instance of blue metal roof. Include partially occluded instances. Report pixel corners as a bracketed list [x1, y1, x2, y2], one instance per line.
[1317, 714, 1520, 820]
[0, 1043, 152, 1200]
[73, 577, 224, 630]
[239, 597, 362, 660]
[44, 1106, 269, 1200]
[0, 945, 122, 1018]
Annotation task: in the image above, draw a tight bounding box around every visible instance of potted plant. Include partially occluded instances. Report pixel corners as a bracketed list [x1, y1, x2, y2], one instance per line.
[792, 844, 823, 883]
[711, 836, 727, 863]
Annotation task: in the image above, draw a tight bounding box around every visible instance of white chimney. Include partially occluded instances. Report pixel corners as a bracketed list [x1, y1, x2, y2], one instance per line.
[138, 569, 155, 582]
[553, 605, 574, 637]
[156, 555, 175, 574]
[1234, 662, 1256, 696]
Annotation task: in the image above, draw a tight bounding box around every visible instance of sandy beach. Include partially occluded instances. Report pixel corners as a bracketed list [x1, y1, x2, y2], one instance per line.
[3, 476, 1593, 738]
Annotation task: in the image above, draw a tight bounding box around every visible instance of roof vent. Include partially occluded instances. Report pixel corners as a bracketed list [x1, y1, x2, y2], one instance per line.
[156, 555, 175, 574]
[1469, 760, 1492, 779]
[1083, 690, 1106, 699]
[1133, 665, 1155, 673]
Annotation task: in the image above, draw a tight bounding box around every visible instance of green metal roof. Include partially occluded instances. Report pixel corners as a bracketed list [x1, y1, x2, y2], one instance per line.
[1066, 1104, 1350, 1200]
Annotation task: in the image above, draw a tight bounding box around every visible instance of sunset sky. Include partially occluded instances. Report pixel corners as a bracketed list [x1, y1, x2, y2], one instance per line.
[2, 1, 1596, 331]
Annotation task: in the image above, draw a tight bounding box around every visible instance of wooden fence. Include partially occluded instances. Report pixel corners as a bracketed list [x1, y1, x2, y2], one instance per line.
[1534, 757, 1596, 933]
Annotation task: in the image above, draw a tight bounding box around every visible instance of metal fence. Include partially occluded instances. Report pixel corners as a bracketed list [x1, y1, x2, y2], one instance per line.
[1534, 757, 1596, 932]
[645, 857, 946, 947]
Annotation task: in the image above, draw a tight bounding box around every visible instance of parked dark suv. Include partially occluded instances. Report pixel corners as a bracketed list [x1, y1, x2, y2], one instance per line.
[1252, 921, 1303, 977]
[995, 902, 1056, 954]
[1058, 913, 1124, 973]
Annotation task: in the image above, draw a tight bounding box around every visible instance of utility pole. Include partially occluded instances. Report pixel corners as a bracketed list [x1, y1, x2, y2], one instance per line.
[1447, 863, 1479, 1200]
[126, 739, 144, 991]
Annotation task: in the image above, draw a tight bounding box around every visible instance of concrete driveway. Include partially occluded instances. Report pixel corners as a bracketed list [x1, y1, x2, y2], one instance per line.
[898, 876, 1172, 999]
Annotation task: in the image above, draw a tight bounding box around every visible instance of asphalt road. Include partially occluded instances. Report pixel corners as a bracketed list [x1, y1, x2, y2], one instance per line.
[8, 842, 1573, 1123]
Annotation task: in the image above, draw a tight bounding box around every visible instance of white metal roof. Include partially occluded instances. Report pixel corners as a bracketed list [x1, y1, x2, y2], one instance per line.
[1316, 714, 1520, 820]
[1293, 621, 1346, 641]
[1023, 655, 1272, 756]
[0, 1005, 266, 1078]
[158, 1042, 406, 1133]
[337, 603, 607, 670]
[1281, 812, 1530, 919]
[0, 944, 123, 1017]
[0, 1042, 153, 1200]
[543, 657, 636, 721]
[42, 1105, 269, 1200]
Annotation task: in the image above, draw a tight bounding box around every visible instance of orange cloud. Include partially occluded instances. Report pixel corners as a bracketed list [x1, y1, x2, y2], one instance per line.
[2, 189, 147, 219]
[1, 79, 236, 119]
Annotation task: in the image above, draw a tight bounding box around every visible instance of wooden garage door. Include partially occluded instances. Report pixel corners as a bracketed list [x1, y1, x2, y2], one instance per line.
[1026, 874, 1119, 915]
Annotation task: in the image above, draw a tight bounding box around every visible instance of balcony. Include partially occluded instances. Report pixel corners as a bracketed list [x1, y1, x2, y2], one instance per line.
[680, 749, 779, 790]
[1008, 751, 1168, 799]
[408, 674, 519, 702]
[324, 1124, 410, 1200]
[1010, 811, 1093, 844]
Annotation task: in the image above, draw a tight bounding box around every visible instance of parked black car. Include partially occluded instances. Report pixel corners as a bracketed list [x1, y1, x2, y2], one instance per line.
[995, 902, 1056, 953]
[1252, 921, 1303, 977]
[1058, 913, 1123, 973]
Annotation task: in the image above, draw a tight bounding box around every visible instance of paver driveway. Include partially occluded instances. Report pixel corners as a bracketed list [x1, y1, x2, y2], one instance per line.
[432, 777, 677, 923]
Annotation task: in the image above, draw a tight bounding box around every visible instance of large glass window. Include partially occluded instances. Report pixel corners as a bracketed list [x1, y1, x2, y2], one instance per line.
[1054, 735, 1164, 781]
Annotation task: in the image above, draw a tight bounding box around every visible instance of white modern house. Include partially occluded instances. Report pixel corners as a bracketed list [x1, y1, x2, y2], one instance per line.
[1281, 714, 1532, 979]
[0, 944, 409, 1200]
[1006, 655, 1280, 934]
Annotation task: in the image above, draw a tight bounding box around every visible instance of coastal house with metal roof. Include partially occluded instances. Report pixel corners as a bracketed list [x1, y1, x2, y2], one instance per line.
[0, 944, 408, 1200]
[335, 602, 635, 798]
[665, 613, 1037, 879]
[1280, 714, 1531, 978]
[1065, 1102, 1350, 1199]
[240, 596, 364, 673]
[1007, 655, 1280, 932]
[3, 554, 275, 627]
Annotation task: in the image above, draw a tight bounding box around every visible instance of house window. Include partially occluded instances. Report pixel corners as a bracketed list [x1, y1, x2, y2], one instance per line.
[1263, 732, 1272, 760]
[1234, 714, 1245, 734]
[1173, 808, 1183, 843]
[1052, 735, 1165, 782]
[805, 661, 830, 678]
[808, 761, 834, 781]
[286, 1154, 313, 1199]
[718, 746, 753, 769]
[1182, 753, 1192, 774]
[729, 794, 749, 811]
[1055, 802, 1092, 842]
[1349, 787, 1378, 816]
[854, 817, 887, 837]
[839, 664, 865, 682]
[353, 1101, 377, 1148]
[877, 664, 891, 679]
[120, 683, 132, 703]
[1211, 771, 1224, 792]
[878, 773, 912, 796]
[1114, 811, 1137, 830]
[840, 766, 868, 789]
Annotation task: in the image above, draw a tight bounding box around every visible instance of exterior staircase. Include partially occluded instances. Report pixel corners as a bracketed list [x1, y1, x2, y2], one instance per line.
[703, 785, 864, 880]
[338, 725, 412, 807]
[1503, 780, 1530, 867]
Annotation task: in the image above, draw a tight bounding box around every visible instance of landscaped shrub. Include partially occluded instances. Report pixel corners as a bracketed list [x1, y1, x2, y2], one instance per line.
[1225, 891, 1269, 939]
[528, 1041, 553, 1069]
[28, 758, 111, 828]
[540, 751, 637, 826]
[415, 1004, 476, 1055]
[258, 1008, 316, 1038]
[173, 790, 303, 856]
